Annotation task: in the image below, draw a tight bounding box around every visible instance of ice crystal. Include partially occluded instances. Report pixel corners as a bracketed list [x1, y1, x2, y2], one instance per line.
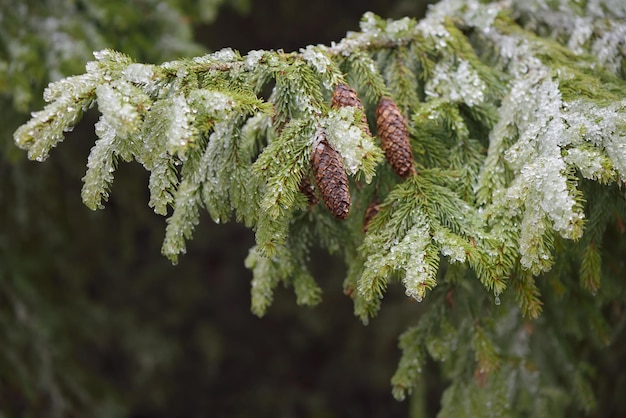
[189, 89, 233, 115]
[562, 99, 626, 177]
[433, 229, 467, 264]
[43, 73, 99, 103]
[81, 118, 117, 210]
[161, 176, 202, 263]
[461, 0, 500, 30]
[386, 17, 412, 36]
[567, 17, 595, 55]
[122, 63, 156, 84]
[591, 21, 626, 74]
[245, 50, 265, 70]
[300, 45, 331, 73]
[360, 210, 434, 303]
[564, 147, 614, 182]
[359, 12, 382, 35]
[586, 0, 626, 18]
[503, 76, 562, 169]
[396, 223, 432, 302]
[507, 155, 582, 238]
[167, 94, 196, 156]
[14, 72, 101, 161]
[96, 81, 142, 139]
[201, 117, 238, 221]
[425, 58, 486, 106]
[92, 49, 112, 62]
[509, 0, 626, 73]
[212, 47, 238, 62]
[518, 204, 551, 273]
[498, 74, 584, 239]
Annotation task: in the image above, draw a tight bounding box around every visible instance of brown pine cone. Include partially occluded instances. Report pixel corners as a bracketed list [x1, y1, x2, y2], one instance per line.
[375, 97, 416, 178]
[331, 83, 372, 137]
[311, 129, 351, 220]
[362, 199, 381, 233]
[299, 175, 319, 206]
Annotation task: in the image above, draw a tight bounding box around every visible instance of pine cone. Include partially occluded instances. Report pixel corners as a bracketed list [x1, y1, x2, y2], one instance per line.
[362, 199, 381, 232]
[331, 83, 372, 137]
[299, 174, 319, 206]
[311, 129, 351, 220]
[375, 97, 416, 178]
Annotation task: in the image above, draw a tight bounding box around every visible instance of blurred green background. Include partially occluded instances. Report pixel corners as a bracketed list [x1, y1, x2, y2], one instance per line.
[0, 1, 437, 416]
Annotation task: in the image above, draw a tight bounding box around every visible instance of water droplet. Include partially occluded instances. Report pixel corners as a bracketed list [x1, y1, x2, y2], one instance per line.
[494, 295, 501, 305]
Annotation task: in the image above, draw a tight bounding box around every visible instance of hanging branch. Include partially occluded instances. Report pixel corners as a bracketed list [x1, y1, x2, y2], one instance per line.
[13, 0, 626, 413]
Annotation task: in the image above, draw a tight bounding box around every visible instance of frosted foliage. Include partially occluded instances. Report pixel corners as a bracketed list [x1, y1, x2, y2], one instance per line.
[245, 50, 265, 70]
[509, 0, 626, 72]
[148, 156, 176, 216]
[503, 77, 562, 170]
[212, 47, 238, 62]
[499, 76, 583, 238]
[291, 93, 317, 118]
[508, 156, 582, 238]
[122, 63, 155, 84]
[361, 212, 432, 302]
[425, 59, 486, 106]
[567, 18, 595, 55]
[201, 118, 237, 222]
[332, 3, 462, 57]
[161, 178, 201, 262]
[564, 147, 614, 181]
[506, 39, 543, 77]
[386, 17, 412, 36]
[91, 50, 110, 62]
[510, 0, 626, 20]
[324, 107, 380, 182]
[592, 22, 626, 74]
[475, 30, 593, 256]
[359, 12, 381, 35]
[562, 100, 626, 176]
[416, 19, 450, 49]
[433, 229, 467, 263]
[43, 73, 100, 103]
[510, 3, 595, 54]
[167, 95, 196, 156]
[586, 0, 626, 18]
[396, 223, 432, 302]
[189, 89, 233, 115]
[416, 0, 492, 47]
[96, 82, 141, 138]
[246, 248, 279, 316]
[518, 205, 551, 272]
[14, 72, 100, 161]
[300, 45, 331, 73]
[356, 12, 412, 45]
[81, 118, 117, 210]
[461, 0, 500, 30]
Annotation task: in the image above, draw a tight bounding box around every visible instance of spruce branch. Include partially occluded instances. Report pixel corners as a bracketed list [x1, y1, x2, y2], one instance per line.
[512, 269, 543, 319]
[391, 325, 427, 401]
[11, 0, 626, 413]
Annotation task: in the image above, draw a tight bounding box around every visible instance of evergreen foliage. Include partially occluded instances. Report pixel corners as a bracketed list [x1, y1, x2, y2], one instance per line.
[0, 0, 249, 153]
[11, 0, 626, 415]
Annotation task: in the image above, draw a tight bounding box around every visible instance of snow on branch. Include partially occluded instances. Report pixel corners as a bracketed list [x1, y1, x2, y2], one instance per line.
[12, 2, 626, 407]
